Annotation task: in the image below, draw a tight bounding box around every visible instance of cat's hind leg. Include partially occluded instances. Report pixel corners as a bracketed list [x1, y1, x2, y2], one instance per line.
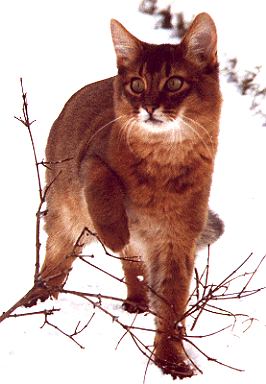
[25, 203, 88, 307]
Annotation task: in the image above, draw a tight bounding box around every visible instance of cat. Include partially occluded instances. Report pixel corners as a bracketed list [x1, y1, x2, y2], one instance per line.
[26, 12, 223, 379]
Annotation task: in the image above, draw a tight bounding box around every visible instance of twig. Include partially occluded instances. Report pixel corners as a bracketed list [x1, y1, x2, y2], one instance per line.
[14, 79, 43, 281]
[9, 308, 60, 318]
[41, 313, 84, 349]
[238, 254, 266, 297]
[14, 78, 41, 200]
[190, 246, 211, 330]
[115, 313, 138, 350]
[143, 345, 157, 384]
[80, 227, 140, 262]
[183, 336, 244, 373]
[40, 310, 94, 350]
[37, 157, 73, 170]
[186, 324, 232, 339]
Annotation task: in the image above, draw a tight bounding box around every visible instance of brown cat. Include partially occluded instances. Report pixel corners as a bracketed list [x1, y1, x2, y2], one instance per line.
[27, 13, 222, 379]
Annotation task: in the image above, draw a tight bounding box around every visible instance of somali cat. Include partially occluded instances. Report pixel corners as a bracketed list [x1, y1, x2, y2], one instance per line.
[27, 13, 223, 379]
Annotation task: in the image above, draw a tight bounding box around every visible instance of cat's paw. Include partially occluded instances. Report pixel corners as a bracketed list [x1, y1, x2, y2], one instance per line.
[23, 286, 53, 307]
[154, 336, 195, 380]
[23, 280, 61, 307]
[122, 296, 148, 313]
[96, 216, 130, 252]
[155, 357, 195, 380]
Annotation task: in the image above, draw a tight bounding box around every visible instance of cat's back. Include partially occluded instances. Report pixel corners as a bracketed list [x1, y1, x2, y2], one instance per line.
[46, 76, 115, 162]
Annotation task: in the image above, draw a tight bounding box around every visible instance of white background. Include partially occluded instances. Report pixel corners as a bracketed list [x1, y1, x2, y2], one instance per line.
[1, 1, 266, 383]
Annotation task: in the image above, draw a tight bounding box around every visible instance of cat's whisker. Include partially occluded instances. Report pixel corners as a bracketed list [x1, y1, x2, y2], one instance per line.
[180, 117, 214, 159]
[168, 117, 180, 148]
[182, 115, 215, 150]
[121, 119, 132, 143]
[125, 118, 138, 155]
[86, 115, 124, 146]
[167, 116, 183, 147]
[177, 124, 184, 145]
[116, 117, 127, 144]
[182, 115, 212, 141]
[117, 116, 136, 155]
[181, 115, 216, 152]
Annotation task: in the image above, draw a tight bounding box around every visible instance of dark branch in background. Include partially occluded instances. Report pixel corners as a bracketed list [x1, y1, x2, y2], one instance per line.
[1, 78, 266, 380]
[223, 59, 266, 125]
[156, 7, 172, 30]
[139, 0, 188, 37]
[139, 0, 157, 15]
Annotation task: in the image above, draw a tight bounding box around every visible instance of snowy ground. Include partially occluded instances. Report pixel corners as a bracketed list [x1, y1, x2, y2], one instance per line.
[1, 1, 266, 383]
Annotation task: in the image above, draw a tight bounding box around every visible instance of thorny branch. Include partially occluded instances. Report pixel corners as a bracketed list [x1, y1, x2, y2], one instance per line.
[14, 79, 43, 281]
[38, 157, 74, 170]
[9, 308, 60, 318]
[182, 251, 266, 331]
[76, 227, 139, 262]
[41, 312, 95, 349]
[1, 79, 266, 381]
[14, 78, 40, 199]
[13, 79, 71, 283]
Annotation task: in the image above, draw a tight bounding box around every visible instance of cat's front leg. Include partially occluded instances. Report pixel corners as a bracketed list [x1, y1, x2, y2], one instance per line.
[82, 155, 130, 252]
[146, 240, 196, 379]
[120, 244, 148, 313]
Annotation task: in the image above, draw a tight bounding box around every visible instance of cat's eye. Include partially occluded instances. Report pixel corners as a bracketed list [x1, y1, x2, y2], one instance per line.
[165, 77, 183, 92]
[130, 78, 145, 94]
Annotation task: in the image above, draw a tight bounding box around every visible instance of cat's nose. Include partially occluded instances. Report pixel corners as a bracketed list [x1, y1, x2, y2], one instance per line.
[145, 105, 157, 116]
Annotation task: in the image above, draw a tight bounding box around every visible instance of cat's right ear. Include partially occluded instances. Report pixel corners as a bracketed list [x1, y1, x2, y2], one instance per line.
[181, 13, 218, 69]
[110, 19, 142, 67]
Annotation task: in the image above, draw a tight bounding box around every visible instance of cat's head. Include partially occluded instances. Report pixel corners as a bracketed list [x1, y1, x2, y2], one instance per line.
[110, 13, 221, 150]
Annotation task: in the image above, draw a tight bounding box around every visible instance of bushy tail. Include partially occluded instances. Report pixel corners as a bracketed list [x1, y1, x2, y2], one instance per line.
[196, 209, 224, 251]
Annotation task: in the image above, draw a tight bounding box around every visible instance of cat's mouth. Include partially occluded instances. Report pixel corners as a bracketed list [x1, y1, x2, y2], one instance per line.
[144, 116, 163, 125]
[138, 107, 165, 126]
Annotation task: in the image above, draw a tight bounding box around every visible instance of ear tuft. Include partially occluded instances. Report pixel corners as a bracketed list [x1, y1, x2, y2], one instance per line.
[110, 19, 142, 67]
[181, 13, 218, 67]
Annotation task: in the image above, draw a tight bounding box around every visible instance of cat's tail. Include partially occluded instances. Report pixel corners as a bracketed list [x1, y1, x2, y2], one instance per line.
[196, 209, 224, 251]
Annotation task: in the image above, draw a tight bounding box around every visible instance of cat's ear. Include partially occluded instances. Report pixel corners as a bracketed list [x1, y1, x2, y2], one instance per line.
[110, 19, 143, 67]
[181, 13, 218, 68]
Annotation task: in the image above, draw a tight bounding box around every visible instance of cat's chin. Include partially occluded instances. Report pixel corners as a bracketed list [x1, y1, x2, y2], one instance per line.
[138, 117, 185, 140]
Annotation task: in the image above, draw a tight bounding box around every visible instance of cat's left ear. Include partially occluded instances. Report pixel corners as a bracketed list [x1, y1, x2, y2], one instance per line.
[110, 19, 143, 67]
[181, 13, 218, 68]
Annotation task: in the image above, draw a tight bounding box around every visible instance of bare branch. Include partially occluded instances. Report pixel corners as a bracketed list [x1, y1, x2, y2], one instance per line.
[14, 78, 42, 200]
[183, 336, 244, 373]
[41, 313, 85, 349]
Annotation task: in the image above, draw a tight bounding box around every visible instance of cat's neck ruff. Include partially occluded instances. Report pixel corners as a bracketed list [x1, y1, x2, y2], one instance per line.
[115, 114, 195, 167]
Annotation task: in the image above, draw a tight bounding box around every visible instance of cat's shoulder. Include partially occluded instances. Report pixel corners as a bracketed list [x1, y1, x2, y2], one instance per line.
[55, 76, 116, 123]
[68, 76, 115, 105]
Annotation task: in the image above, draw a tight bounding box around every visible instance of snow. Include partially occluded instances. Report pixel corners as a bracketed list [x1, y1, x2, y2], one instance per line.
[1, 1, 266, 383]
